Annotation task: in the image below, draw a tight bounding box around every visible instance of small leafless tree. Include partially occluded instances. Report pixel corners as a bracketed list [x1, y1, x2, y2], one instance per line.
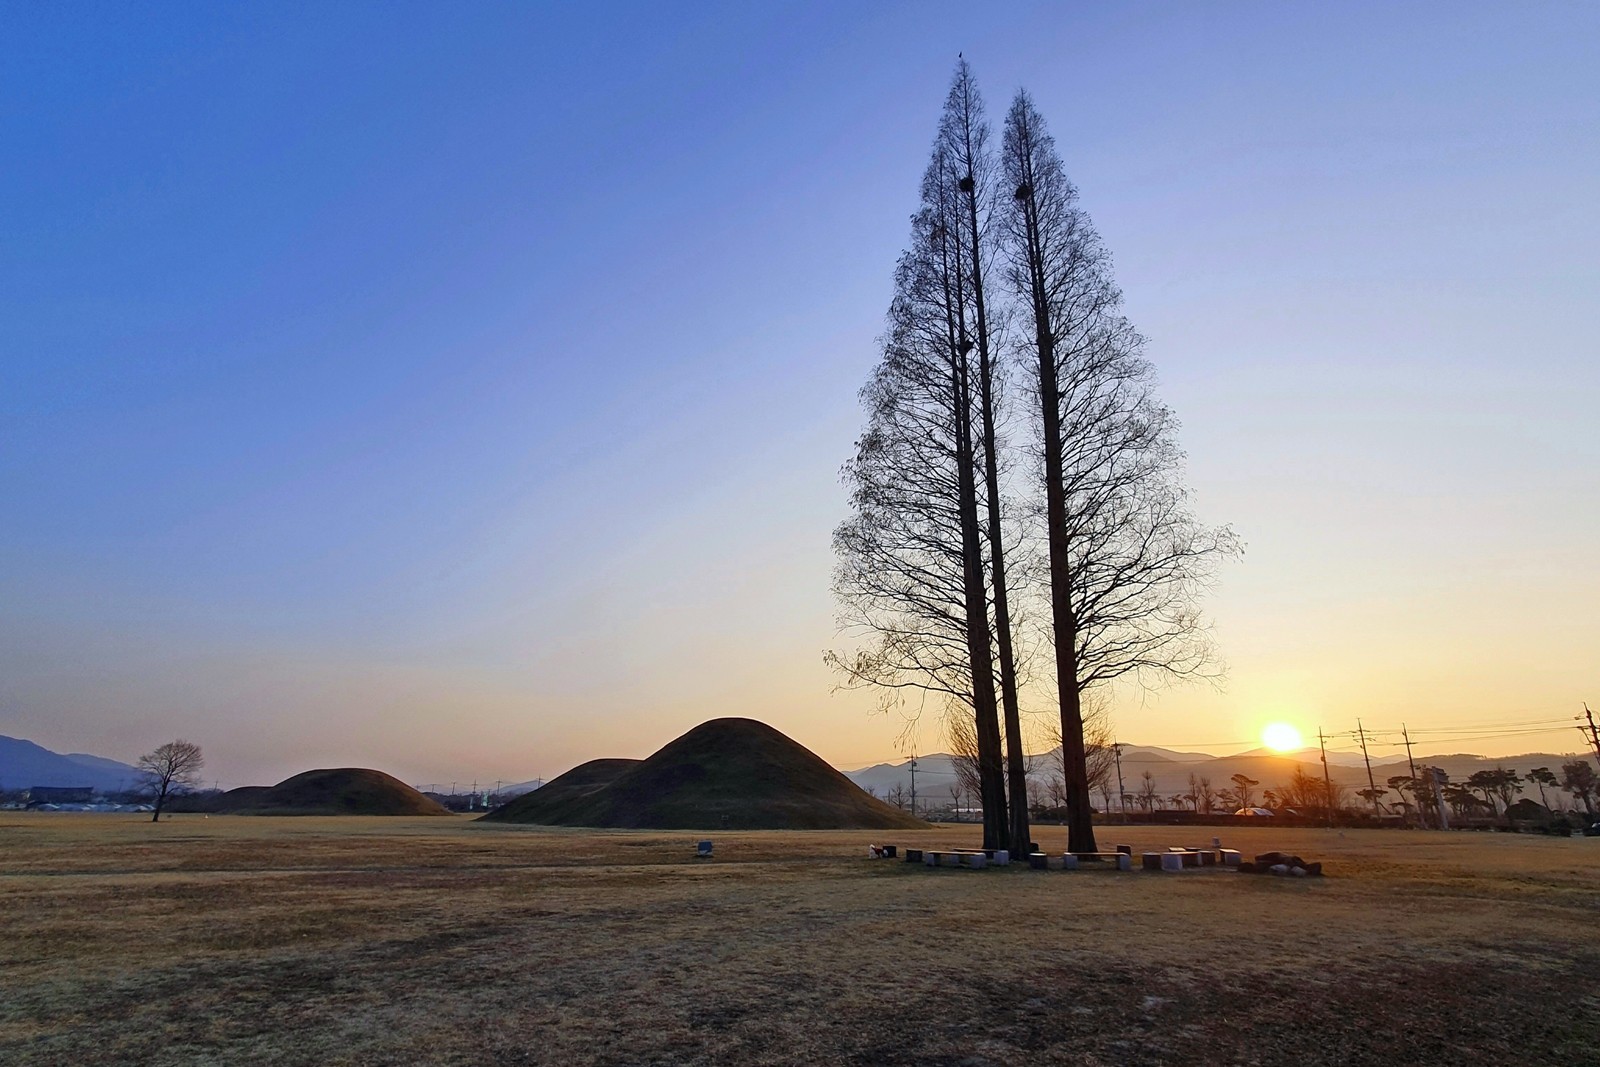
[1278, 766, 1332, 815]
[1137, 771, 1159, 812]
[1048, 775, 1069, 811]
[137, 740, 204, 823]
[1095, 774, 1115, 816]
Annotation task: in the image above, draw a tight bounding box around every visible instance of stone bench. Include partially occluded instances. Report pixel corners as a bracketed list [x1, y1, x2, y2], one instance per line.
[945, 848, 1010, 866]
[1026, 852, 1133, 872]
[922, 850, 979, 869]
[1169, 846, 1223, 867]
[917, 848, 1012, 870]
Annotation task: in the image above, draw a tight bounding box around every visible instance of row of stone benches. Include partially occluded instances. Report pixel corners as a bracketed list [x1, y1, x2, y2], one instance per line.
[1139, 847, 1243, 871]
[871, 843, 1243, 872]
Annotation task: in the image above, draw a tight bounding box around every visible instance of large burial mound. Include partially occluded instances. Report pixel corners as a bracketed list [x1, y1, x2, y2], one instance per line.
[483, 717, 928, 830]
[213, 768, 451, 816]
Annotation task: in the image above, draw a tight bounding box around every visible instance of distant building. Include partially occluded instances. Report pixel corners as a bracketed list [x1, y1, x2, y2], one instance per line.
[27, 786, 93, 806]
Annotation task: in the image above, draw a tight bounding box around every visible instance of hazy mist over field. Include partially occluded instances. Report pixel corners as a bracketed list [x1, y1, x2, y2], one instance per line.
[3, 3, 1596, 788]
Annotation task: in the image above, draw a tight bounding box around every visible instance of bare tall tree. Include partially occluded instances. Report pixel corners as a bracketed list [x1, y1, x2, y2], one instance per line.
[938, 61, 1031, 854]
[1001, 91, 1238, 853]
[830, 126, 1009, 848]
[137, 739, 204, 823]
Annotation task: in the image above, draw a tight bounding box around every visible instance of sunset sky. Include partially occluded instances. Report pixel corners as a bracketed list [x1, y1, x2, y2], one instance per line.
[4, 3, 1596, 789]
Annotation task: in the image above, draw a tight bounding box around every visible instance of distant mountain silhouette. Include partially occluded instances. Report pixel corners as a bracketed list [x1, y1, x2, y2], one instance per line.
[1229, 746, 1371, 769]
[0, 736, 139, 792]
[484, 718, 928, 830]
[206, 768, 451, 816]
[844, 742, 1593, 810]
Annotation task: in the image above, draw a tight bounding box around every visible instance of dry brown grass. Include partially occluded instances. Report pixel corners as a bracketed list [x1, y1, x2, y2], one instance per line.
[2, 814, 1596, 1065]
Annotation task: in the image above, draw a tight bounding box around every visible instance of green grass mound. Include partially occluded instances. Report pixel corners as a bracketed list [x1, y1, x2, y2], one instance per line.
[482, 717, 928, 830]
[216, 768, 451, 816]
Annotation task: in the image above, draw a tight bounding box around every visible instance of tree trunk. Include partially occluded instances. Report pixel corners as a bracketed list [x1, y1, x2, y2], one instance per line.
[963, 163, 1029, 857]
[955, 342, 1010, 852]
[933, 186, 1009, 854]
[1013, 156, 1096, 855]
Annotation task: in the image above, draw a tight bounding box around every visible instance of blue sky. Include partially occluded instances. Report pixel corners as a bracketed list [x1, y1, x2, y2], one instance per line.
[4, 3, 1597, 787]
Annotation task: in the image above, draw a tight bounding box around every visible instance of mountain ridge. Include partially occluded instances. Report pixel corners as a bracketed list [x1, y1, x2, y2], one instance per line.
[0, 736, 140, 793]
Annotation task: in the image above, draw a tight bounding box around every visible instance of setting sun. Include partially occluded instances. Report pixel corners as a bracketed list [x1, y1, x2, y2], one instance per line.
[1262, 722, 1304, 753]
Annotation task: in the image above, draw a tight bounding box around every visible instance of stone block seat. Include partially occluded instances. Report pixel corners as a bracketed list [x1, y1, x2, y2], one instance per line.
[920, 848, 1007, 870]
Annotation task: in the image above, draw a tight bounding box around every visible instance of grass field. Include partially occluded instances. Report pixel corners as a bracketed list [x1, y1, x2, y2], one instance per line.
[2, 814, 1596, 1065]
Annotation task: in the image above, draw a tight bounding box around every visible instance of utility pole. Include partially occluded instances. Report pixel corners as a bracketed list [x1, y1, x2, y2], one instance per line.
[1317, 727, 1334, 828]
[1583, 704, 1600, 763]
[1401, 724, 1423, 829]
[908, 755, 918, 819]
[1113, 742, 1127, 823]
[1355, 719, 1380, 817]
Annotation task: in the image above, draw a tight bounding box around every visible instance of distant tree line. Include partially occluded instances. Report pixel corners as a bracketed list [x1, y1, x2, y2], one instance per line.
[830, 60, 1239, 855]
[1049, 760, 1599, 830]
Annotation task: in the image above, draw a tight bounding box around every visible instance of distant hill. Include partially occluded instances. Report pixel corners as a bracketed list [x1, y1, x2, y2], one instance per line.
[0, 736, 140, 793]
[1229, 746, 1372, 769]
[484, 718, 928, 830]
[209, 768, 451, 816]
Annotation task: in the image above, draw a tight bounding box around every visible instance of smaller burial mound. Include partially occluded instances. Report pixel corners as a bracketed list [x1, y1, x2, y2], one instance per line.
[483, 758, 641, 824]
[482, 717, 929, 830]
[215, 768, 451, 816]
